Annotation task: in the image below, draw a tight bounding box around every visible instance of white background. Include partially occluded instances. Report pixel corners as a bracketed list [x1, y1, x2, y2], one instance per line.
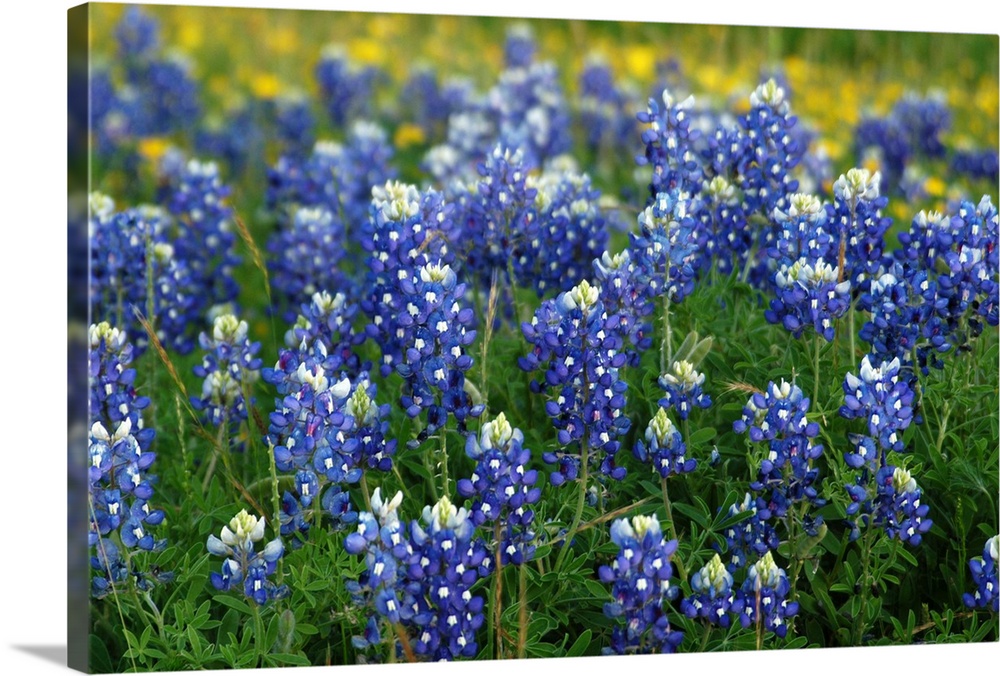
[1, 0, 998, 674]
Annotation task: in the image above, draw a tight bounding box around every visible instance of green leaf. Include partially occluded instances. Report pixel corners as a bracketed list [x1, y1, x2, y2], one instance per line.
[687, 427, 717, 446]
[565, 629, 592, 657]
[265, 653, 311, 667]
[686, 336, 714, 368]
[218, 609, 241, 645]
[672, 500, 710, 529]
[88, 634, 113, 673]
[213, 594, 252, 615]
[785, 636, 809, 649]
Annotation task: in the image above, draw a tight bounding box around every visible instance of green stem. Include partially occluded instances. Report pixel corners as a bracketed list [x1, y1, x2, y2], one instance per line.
[848, 301, 857, 366]
[359, 470, 373, 513]
[813, 332, 822, 407]
[250, 602, 265, 667]
[555, 438, 590, 571]
[517, 562, 528, 659]
[492, 521, 504, 659]
[202, 412, 231, 493]
[439, 432, 450, 498]
[661, 287, 672, 374]
[423, 451, 440, 503]
[176, 393, 194, 505]
[854, 524, 877, 646]
[755, 589, 764, 650]
[699, 621, 711, 652]
[266, 441, 284, 584]
[660, 476, 686, 582]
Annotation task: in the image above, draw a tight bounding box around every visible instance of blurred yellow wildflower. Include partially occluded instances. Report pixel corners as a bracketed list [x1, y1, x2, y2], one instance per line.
[394, 123, 426, 149]
[251, 73, 281, 99]
[138, 137, 169, 163]
[624, 45, 655, 82]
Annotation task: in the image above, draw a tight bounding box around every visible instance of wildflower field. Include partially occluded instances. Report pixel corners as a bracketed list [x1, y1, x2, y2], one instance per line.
[75, 3, 1000, 671]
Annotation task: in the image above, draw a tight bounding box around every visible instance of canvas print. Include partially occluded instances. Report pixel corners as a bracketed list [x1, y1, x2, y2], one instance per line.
[68, 2, 999, 672]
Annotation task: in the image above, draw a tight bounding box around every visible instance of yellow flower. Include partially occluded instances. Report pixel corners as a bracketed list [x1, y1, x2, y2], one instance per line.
[178, 22, 202, 50]
[138, 137, 169, 163]
[624, 44, 655, 82]
[349, 38, 383, 66]
[268, 26, 297, 55]
[394, 123, 426, 149]
[251, 73, 281, 99]
[924, 176, 946, 198]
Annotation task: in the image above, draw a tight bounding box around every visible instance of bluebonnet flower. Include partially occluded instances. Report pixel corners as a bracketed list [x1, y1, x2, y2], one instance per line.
[162, 159, 241, 316]
[462, 144, 538, 305]
[963, 535, 999, 612]
[349, 495, 491, 661]
[658, 359, 711, 420]
[267, 206, 348, 322]
[830, 168, 892, 292]
[520, 279, 631, 484]
[315, 46, 380, 130]
[457, 412, 541, 565]
[767, 192, 834, 266]
[360, 182, 457, 377]
[735, 551, 799, 638]
[700, 80, 801, 284]
[274, 93, 316, 159]
[720, 493, 778, 573]
[338, 122, 399, 229]
[696, 175, 751, 277]
[598, 515, 684, 654]
[503, 24, 536, 69]
[680, 553, 738, 627]
[88, 323, 166, 596]
[633, 407, 695, 479]
[263, 346, 357, 535]
[899, 198, 999, 353]
[191, 314, 262, 430]
[89, 196, 199, 355]
[593, 249, 655, 365]
[88, 322, 153, 447]
[892, 94, 950, 159]
[735, 79, 801, 218]
[423, 109, 496, 186]
[840, 355, 915, 455]
[869, 465, 933, 546]
[732, 380, 826, 551]
[138, 55, 200, 137]
[951, 148, 1000, 186]
[196, 103, 260, 178]
[285, 290, 366, 379]
[400, 497, 491, 660]
[487, 61, 572, 167]
[206, 509, 288, 605]
[857, 266, 924, 371]
[115, 5, 159, 61]
[636, 88, 702, 200]
[765, 257, 851, 341]
[267, 124, 396, 239]
[790, 123, 833, 197]
[854, 117, 910, 192]
[522, 159, 609, 297]
[733, 380, 819, 443]
[341, 374, 397, 473]
[343, 489, 408, 650]
[578, 54, 638, 158]
[631, 189, 701, 306]
[394, 262, 483, 438]
[401, 68, 472, 142]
